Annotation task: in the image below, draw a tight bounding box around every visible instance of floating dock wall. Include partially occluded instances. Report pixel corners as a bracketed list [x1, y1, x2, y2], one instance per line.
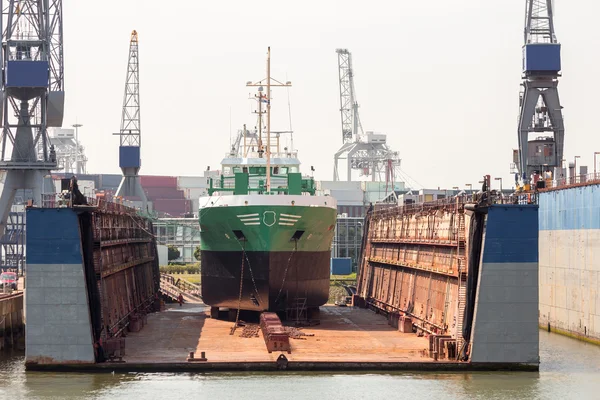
[538, 184, 600, 343]
[25, 203, 160, 366]
[25, 209, 95, 363]
[357, 199, 539, 365]
[469, 205, 539, 364]
[356, 201, 466, 337]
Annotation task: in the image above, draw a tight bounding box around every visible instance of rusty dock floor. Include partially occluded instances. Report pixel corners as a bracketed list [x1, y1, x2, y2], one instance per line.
[126, 304, 429, 364]
[26, 304, 538, 372]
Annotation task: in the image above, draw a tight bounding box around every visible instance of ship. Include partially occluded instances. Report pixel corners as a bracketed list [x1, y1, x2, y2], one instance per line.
[198, 48, 337, 314]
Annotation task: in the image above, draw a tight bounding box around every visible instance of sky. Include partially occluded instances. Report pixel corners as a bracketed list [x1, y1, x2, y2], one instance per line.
[61, 0, 600, 191]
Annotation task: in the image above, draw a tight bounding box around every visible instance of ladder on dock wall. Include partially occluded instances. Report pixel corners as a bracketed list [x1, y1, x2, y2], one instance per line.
[456, 210, 467, 356]
[456, 272, 467, 355]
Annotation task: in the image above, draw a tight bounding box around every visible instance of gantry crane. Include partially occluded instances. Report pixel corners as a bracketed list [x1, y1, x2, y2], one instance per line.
[515, 0, 564, 188]
[333, 49, 401, 184]
[114, 30, 148, 210]
[0, 0, 63, 233]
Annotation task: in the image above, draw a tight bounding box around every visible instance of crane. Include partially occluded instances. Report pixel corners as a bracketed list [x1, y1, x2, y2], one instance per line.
[114, 30, 148, 210]
[337, 49, 363, 144]
[333, 49, 401, 185]
[515, 0, 564, 188]
[0, 0, 63, 236]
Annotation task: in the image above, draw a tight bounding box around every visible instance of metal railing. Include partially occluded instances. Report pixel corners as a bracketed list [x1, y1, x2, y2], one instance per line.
[372, 191, 536, 219]
[538, 172, 600, 191]
[41, 193, 141, 215]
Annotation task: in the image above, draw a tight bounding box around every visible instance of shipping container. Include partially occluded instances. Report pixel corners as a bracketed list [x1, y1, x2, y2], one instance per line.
[153, 199, 192, 217]
[329, 189, 364, 203]
[330, 257, 352, 275]
[361, 181, 405, 192]
[177, 176, 208, 189]
[364, 192, 393, 204]
[140, 175, 178, 188]
[99, 174, 123, 189]
[144, 187, 186, 200]
[317, 180, 362, 191]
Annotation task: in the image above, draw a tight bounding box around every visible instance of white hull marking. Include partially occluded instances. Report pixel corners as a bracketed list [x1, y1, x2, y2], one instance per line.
[263, 211, 276, 227]
[280, 213, 301, 218]
[237, 213, 259, 218]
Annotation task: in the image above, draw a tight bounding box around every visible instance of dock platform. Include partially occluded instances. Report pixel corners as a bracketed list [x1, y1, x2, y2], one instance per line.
[26, 304, 537, 372]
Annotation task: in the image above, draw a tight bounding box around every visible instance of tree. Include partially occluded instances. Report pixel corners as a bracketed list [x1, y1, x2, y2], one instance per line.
[194, 246, 201, 261]
[168, 245, 180, 261]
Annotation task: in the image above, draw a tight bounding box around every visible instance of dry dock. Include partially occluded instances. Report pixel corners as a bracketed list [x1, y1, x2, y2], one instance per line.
[24, 193, 540, 372]
[27, 303, 537, 372]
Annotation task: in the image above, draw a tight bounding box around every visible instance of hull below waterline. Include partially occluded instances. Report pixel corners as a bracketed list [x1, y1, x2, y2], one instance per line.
[201, 250, 331, 311]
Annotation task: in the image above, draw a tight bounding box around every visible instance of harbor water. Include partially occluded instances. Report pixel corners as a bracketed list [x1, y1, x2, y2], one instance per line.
[1, 330, 599, 399]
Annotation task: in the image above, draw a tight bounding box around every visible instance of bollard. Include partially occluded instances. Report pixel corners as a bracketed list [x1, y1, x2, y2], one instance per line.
[189, 351, 194, 360]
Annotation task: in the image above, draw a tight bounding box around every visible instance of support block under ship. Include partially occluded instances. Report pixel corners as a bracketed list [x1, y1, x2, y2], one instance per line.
[199, 151, 337, 313]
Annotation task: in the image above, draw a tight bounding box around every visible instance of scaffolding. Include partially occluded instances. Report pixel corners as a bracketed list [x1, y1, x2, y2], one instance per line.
[0, 205, 25, 274]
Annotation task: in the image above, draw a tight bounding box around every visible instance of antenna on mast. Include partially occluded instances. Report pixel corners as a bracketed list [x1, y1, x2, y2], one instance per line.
[246, 47, 292, 193]
[286, 73, 294, 151]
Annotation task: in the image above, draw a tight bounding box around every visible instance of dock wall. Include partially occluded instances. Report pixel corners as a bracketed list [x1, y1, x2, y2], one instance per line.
[538, 184, 600, 342]
[25, 209, 95, 363]
[470, 205, 539, 364]
[356, 201, 465, 337]
[25, 202, 160, 367]
[0, 293, 24, 350]
[357, 199, 540, 366]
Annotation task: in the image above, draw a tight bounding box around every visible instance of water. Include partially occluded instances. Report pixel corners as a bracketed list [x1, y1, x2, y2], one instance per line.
[1, 331, 599, 400]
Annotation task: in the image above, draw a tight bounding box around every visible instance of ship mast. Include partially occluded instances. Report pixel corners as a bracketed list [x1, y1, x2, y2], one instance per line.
[246, 47, 292, 194]
[266, 47, 272, 192]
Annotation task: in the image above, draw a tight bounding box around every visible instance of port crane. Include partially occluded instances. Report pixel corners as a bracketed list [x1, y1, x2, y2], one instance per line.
[114, 30, 148, 210]
[0, 1, 63, 240]
[515, 0, 564, 188]
[333, 49, 401, 186]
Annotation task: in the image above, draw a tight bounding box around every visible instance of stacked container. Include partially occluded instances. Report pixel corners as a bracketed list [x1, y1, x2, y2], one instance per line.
[141, 175, 190, 217]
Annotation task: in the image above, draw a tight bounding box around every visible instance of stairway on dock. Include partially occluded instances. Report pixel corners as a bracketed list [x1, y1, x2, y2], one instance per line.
[160, 273, 203, 304]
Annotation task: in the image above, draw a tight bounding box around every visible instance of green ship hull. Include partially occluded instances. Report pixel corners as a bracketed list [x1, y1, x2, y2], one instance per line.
[199, 196, 337, 311]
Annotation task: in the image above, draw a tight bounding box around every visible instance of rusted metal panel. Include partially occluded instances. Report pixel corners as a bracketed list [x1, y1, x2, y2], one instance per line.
[357, 198, 470, 337]
[85, 202, 159, 342]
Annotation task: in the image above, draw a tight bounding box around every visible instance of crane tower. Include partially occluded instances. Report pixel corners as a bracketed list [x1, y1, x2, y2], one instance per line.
[333, 49, 401, 183]
[114, 30, 147, 209]
[515, 0, 564, 187]
[0, 0, 63, 232]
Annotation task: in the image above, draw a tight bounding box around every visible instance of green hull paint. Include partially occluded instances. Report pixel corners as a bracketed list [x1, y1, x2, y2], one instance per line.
[199, 204, 336, 253]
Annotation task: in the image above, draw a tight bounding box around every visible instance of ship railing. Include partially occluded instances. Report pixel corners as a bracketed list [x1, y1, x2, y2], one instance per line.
[224, 150, 299, 159]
